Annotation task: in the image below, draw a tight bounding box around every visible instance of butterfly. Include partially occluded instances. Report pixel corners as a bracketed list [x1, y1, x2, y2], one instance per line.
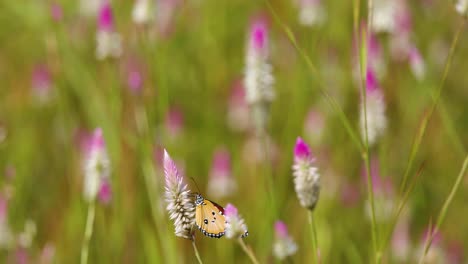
[194, 193, 227, 238]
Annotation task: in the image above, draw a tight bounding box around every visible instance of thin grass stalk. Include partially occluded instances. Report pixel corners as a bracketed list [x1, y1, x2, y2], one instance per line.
[261, 132, 277, 215]
[418, 156, 468, 263]
[360, 1, 379, 261]
[80, 201, 96, 264]
[238, 238, 260, 264]
[264, 0, 364, 153]
[399, 18, 466, 192]
[308, 211, 319, 264]
[191, 239, 204, 264]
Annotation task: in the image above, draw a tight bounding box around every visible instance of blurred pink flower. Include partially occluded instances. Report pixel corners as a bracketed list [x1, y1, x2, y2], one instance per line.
[391, 211, 411, 261]
[207, 148, 237, 199]
[360, 67, 387, 146]
[83, 128, 111, 202]
[362, 156, 394, 222]
[225, 203, 248, 239]
[273, 221, 298, 259]
[15, 247, 28, 264]
[409, 46, 426, 81]
[156, 0, 180, 37]
[227, 80, 250, 132]
[96, 2, 122, 60]
[125, 59, 144, 94]
[340, 182, 360, 208]
[244, 17, 275, 134]
[98, 178, 112, 205]
[31, 64, 52, 102]
[50, 3, 63, 22]
[303, 108, 325, 145]
[165, 107, 184, 139]
[390, 0, 413, 61]
[352, 25, 386, 81]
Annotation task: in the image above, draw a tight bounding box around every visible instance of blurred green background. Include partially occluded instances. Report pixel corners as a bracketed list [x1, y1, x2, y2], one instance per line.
[0, 0, 467, 263]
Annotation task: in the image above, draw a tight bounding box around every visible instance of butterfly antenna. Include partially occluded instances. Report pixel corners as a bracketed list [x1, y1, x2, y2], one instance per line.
[189, 177, 202, 194]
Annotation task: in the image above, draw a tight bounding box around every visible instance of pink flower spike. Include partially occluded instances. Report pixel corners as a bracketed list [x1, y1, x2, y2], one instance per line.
[224, 203, 238, 218]
[0, 194, 7, 223]
[294, 137, 312, 161]
[32, 65, 51, 92]
[89, 128, 105, 153]
[50, 3, 63, 22]
[274, 221, 289, 239]
[366, 67, 379, 93]
[211, 148, 231, 177]
[249, 19, 268, 53]
[98, 2, 114, 32]
[98, 178, 112, 205]
[164, 149, 181, 185]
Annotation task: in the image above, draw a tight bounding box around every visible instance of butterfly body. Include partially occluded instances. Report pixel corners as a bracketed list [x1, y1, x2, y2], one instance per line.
[195, 193, 226, 238]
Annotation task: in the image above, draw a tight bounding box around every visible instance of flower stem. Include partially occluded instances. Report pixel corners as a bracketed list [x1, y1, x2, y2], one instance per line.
[308, 211, 319, 263]
[80, 201, 96, 264]
[191, 239, 204, 264]
[238, 238, 260, 264]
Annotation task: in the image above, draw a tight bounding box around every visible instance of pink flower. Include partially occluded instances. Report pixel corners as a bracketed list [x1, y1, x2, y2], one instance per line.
[83, 128, 110, 202]
[294, 137, 313, 162]
[303, 109, 325, 145]
[125, 59, 144, 94]
[98, 2, 114, 32]
[244, 17, 275, 133]
[165, 107, 184, 138]
[98, 178, 112, 205]
[31, 64, 52, 102]
[408, 47, 426, 81]
[96, 2, 122, 60]
[156, 0, 180, 37]
[50, 3, 63, 22]
[207, 148, 236, 198]
[360, 67, 387, 146]
[163, 150, 195, 239]
[273, 221, 298, 259]
[227, 80, 250, 132]
[292, 137, 320, 210]
[225, 203, 248, 239]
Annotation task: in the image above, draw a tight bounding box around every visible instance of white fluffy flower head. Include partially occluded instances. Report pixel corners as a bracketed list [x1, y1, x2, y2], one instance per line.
[164, 149, 195, 239]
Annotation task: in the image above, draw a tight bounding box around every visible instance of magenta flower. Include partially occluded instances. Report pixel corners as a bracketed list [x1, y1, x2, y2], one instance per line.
[83, 128, 110, 202]
[360, 67, 387, 146]
[207, 148, 236, 199]
[97, 178, 112, 205]
[98, 2, 114, 32]
[224, 204, 248, 239]
[163, 149, 195, 239]
[273, 221, 298, 259]
[96, 2, 122, 60]
[292, 137, 320, 210]
[244, 17, 275, 134]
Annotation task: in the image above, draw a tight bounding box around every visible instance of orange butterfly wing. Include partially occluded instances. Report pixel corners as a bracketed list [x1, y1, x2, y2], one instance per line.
[195, 199, 226, 238]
